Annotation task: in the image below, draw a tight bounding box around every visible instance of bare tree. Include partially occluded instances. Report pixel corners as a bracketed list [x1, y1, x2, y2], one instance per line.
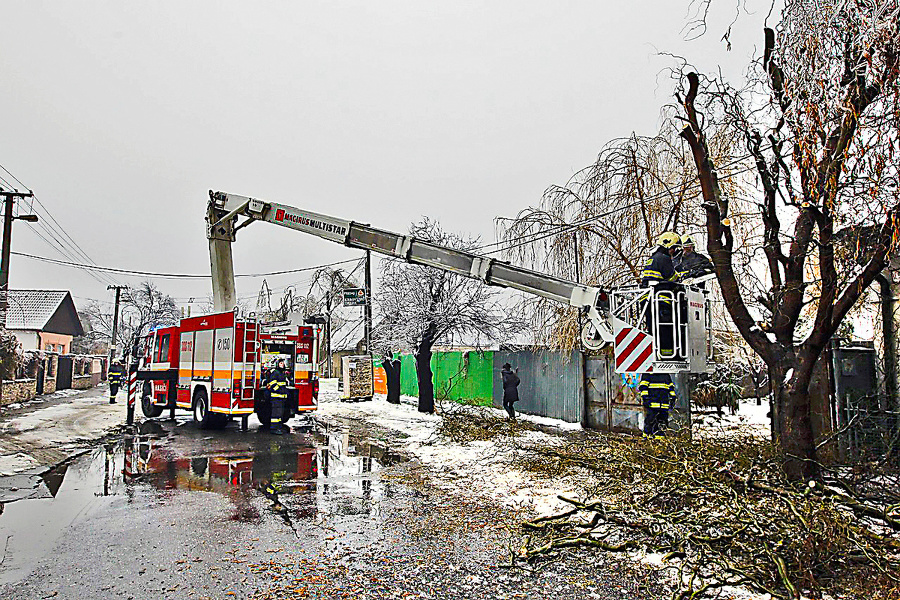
[497, 123, 745, 348]
[374, 218, 518, 413]
[70, 311, 107, 354]
[677, 1, 900, 478]
[82, 282, 179, 360]
[304, 265, 361, 376]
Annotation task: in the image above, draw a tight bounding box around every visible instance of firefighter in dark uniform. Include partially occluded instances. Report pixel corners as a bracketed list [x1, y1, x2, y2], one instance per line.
[641, 232, 682, 358]
[108, 361, 124, 404]
[639, 372, 676, 437]
[265, 359, 290, 434]
[674, 235, 714, 282]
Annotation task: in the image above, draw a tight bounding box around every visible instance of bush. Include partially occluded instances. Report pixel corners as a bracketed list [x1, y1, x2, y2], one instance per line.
[0, 329, 22, 380]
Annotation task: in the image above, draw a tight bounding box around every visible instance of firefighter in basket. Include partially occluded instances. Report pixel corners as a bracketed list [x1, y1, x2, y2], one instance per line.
[674, 235, 714, 283]
[264, 359, 291, 435]
[108, 361, 124, 404]
[641, 232, 682, 359]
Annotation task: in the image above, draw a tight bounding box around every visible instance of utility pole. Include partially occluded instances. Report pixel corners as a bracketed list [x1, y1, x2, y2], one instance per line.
[325, 282, 333, 378]
[573, 232, 584, 335]
[108, 285, 127, 362]
[0, 191, 36, 329]
[364, 250, 372, 355]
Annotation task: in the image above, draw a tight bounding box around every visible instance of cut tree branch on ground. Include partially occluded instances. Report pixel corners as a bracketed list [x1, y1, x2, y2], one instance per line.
[435, 407, 900, 599]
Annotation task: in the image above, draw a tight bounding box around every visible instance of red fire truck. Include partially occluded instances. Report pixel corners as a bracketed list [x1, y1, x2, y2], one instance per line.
[137, 308, 319, 430]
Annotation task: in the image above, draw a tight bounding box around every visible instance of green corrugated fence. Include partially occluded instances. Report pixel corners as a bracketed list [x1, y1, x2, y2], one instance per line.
[397, 351, 494, 405]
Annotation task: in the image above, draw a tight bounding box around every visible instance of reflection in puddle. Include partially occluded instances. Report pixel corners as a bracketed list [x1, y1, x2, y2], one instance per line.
[0, 420, 405, 584]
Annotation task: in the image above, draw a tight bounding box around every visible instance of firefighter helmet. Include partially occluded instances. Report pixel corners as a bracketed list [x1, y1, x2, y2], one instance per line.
[657, 232, 681, 249]
[681, 235, 696, 247]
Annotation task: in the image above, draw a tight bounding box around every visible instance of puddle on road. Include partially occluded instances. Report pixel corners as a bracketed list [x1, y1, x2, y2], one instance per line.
[0, 419, 407, 585]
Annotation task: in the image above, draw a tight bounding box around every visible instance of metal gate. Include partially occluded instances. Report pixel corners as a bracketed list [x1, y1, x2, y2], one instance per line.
[36, 362, 45, 395]
[583, 350, 691, 434]
[584, 352, 643, 432]
[57, 356, 73, 390]
[831, 341, 897, 460]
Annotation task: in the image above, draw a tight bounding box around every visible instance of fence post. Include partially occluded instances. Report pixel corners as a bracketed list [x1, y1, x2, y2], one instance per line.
[126, 363, 137, 425]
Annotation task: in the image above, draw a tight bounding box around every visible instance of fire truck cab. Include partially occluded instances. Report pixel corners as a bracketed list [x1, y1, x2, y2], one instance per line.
[138, 309, 319, 430]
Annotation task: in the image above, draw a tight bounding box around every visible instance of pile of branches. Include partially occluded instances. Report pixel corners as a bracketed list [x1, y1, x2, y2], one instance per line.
[509, 433, 900, 599]
[435, 405, 538, 444]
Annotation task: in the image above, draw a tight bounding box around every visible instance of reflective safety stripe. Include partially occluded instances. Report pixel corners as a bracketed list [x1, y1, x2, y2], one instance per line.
[648, 402, 670, 409]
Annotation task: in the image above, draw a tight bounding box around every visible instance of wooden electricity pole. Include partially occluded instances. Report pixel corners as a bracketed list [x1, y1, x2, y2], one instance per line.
[108, 285, 127, 362]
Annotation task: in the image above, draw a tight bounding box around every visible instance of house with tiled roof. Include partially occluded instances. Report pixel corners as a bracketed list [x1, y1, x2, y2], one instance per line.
[5, 290, 84, 354]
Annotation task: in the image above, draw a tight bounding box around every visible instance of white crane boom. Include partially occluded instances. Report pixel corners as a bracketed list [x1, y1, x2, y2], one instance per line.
[206, 190, 713, 374]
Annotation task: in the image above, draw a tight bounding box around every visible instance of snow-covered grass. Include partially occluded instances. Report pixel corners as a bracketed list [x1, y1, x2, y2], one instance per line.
[314, 383, 823, 599]
[693, 398, 771, 439]
[315, 380, 582, 516]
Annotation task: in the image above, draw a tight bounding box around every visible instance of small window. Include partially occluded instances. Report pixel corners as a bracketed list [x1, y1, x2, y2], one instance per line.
[156, 334, 170, 362]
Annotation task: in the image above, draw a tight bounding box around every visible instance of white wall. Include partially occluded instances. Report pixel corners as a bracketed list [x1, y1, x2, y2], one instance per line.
[11, 330, 40, 351]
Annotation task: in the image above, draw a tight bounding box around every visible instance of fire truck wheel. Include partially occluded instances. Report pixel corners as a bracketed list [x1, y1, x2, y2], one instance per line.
[141, 385, 164, 419]
[192, 389, 216, 429]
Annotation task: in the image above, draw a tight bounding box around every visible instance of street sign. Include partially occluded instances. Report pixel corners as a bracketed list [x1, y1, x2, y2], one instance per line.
[342, 288, 367, 307]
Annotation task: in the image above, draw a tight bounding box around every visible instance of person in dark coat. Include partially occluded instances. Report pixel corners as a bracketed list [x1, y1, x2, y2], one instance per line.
[265, 359, 291, 434]
[108, 361, 124, 404]
[674, 235, 714, 282]
[641, 232, 681, 288]
[500, 363, 520, 420]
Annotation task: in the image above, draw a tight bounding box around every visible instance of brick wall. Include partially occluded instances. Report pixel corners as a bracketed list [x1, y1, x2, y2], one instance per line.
[72, 375, 93, 390]
[43, 354, 58, 395]
[1, 379, 37, 406]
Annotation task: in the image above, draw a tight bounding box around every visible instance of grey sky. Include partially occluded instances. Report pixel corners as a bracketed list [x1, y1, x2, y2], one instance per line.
[0, 1, 769, 314]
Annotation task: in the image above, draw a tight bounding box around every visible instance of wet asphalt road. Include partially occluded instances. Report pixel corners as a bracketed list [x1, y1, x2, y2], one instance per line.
[0, 415, 667, 600]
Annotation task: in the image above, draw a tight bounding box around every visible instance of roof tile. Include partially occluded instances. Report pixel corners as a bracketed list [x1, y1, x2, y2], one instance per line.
[5, 290, 69, 331]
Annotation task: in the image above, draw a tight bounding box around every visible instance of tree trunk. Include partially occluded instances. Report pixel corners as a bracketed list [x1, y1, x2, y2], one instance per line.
[773, 372, 818, 480]
[415, 345, 435, 413]
[382, 356, 401, 405]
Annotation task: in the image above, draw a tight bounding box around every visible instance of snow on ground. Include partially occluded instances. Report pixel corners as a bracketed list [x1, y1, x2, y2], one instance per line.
[0, 385, 125, 476]
[1, 388, 85, 412]
[314, 381, 795, 599]
[316, 379, 585, 517]
[317, 380, 776, 517]
[693, 399, 771, 439]
[0, 453, 41, 477]
[2, 387, 122, 445]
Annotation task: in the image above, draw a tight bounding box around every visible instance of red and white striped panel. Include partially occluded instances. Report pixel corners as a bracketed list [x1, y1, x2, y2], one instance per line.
[614, 326, 655, 374]
[128, 369, 138, 410]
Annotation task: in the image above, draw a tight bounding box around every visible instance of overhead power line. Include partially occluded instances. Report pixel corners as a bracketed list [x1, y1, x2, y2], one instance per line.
[12, 250, 358, 280]
[0, 162, 122, 287]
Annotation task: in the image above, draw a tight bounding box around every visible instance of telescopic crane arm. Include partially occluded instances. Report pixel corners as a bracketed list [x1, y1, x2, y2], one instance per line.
[206, 191, 613, 348]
